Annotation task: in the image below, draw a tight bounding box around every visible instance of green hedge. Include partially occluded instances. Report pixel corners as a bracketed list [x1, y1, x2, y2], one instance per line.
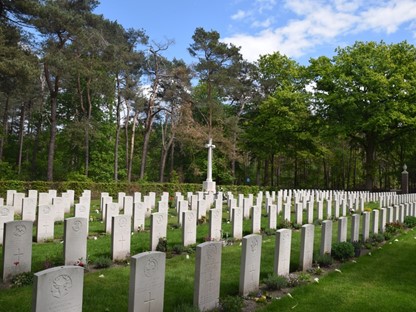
[0, 180, 262, 199]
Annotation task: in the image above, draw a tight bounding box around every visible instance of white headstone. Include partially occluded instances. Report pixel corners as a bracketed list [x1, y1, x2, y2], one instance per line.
[2, 220, 33, 281]
[128, 251, 166, 312]
[36, 205, 54, 242]
[337, 216, 348, 243]
[183, 210, 197, 247]
[150, 212, 167, 251]
[6, 190, 16, 206]
[13, 192, 25, 215]
[133, 202, 146, 232]
[232, 207, 243, 240]
[111, 215, 131, 261]
[351, 214, 360, 242]
[299, 224, 314, 271]
[0, 206, 14, 245]
[251, 206, 261, 234]
[52, 197, 65, 222]
[239, 234, 262, 296]
[274, 229, 291, 276]
[22, 197, 37, 222]
[32, 266, 84, 312]
[123, 196, 134, 216]
[209, 209, 222, 241]
[38, 192, 52, 206]
[194, 241, 222, 311]
[105, 203, 119, 234]
[320, 220, 332, 256]
[64, 217, 88, 265]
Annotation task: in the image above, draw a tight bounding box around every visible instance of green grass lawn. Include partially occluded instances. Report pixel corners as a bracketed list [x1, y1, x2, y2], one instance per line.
[0, 200, 415, 311]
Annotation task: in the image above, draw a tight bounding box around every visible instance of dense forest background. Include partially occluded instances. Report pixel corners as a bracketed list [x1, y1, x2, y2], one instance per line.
[1, 0, 416, 191]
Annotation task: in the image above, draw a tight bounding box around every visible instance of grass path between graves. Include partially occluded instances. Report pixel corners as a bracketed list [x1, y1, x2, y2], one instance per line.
[257, 228, 416, 312]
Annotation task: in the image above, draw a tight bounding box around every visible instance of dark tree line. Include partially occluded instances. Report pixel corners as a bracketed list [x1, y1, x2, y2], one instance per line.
[1, 1, 416, 191]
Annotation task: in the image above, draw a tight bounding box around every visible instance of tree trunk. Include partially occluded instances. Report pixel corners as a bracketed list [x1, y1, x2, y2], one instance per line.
[114, 76, 121, 181]
[364, 135, 376, 191]
[160, 136, 174, 182]
[17, 103, 26, 175]
[47, 93, 57, 181]
[127, 110, 138, 182]
[85, 79, 93, 177]
[125, 103, 130, 175]
[140, 124, 152, 179]
[0, 95, 9, 161]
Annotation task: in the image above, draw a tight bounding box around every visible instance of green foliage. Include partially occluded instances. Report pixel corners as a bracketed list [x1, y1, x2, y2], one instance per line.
[263, 274, 288, 290]
[10, 272, 34, 288]
[287, 272, 311, 287]
[385, 221, 404, 235]
[93, 256, 112, 269]
[156, 237, 167, 252]
[219, 295, 244, 312]
[173, 303, 200, 312]
[331, 242, 355, 261]
[172, 244, 185, 255]
[403, 216, 416, 228]
[314, 253, 333, 267]
[369, 233, 385, 244]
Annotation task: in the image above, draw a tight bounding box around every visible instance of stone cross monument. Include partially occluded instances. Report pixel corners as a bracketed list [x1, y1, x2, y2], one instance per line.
[402, 164, 409, 194]
[203, 138, 216, 193]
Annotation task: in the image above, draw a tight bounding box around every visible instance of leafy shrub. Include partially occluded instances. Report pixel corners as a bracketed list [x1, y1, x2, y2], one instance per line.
[262, 228, 276, 236]
[156, 237, 167, 252]
[370, 233, 385, 244]
[385, 221, 404, 234]
[172, 244, 185, 255]
[276, 219, 292, 229]
[404, 216, 416, 228]
[11, 272, 34, 288]
[331, 242, 354, 261]
[173, 303, 200, 312]
[292, 223, 302, 230]
[263, 274, 288, 290]
[94, 256, 112, 269]
[314, 253, 333, 267]
[287, 272, 311, 287]
[219, 295, 244, 312]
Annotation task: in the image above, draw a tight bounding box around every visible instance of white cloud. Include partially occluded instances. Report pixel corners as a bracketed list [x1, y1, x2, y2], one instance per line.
[231, 10, 250, 20]
[223, 0, 416, 62]
[359, 1, 416, 34]
[255, 0, 277, 13]
[251, 17, 275, 28]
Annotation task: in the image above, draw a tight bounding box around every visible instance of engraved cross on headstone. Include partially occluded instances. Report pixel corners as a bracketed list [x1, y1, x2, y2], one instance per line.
[119, 235, 126, 249]
[14, 248, 24, 262]
[144, 291, 156, 312]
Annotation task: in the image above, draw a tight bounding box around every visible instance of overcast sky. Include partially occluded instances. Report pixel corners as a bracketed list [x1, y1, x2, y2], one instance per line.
[94, 0, 416, 65]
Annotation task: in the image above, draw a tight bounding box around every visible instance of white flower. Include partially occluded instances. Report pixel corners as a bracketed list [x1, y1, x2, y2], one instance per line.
[94, 236, 97, 240]
[95, 209, 99, 214]
[335, 269, 342, 274]
[99, 274, 104, 278]
[60, 240, 64, 244]
[314, 277, 319, 283]
[368, 252, 372, 256]
[186, 254, 190, 259]
[394, 239, 399, 242]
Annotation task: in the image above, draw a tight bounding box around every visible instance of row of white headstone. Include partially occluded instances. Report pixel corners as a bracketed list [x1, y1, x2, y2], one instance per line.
[23, 197, 416, 312]
[2, 188, 416, 311]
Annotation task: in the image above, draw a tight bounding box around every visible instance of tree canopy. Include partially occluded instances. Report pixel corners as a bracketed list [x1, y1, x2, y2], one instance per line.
[1, 2, 416, 191]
